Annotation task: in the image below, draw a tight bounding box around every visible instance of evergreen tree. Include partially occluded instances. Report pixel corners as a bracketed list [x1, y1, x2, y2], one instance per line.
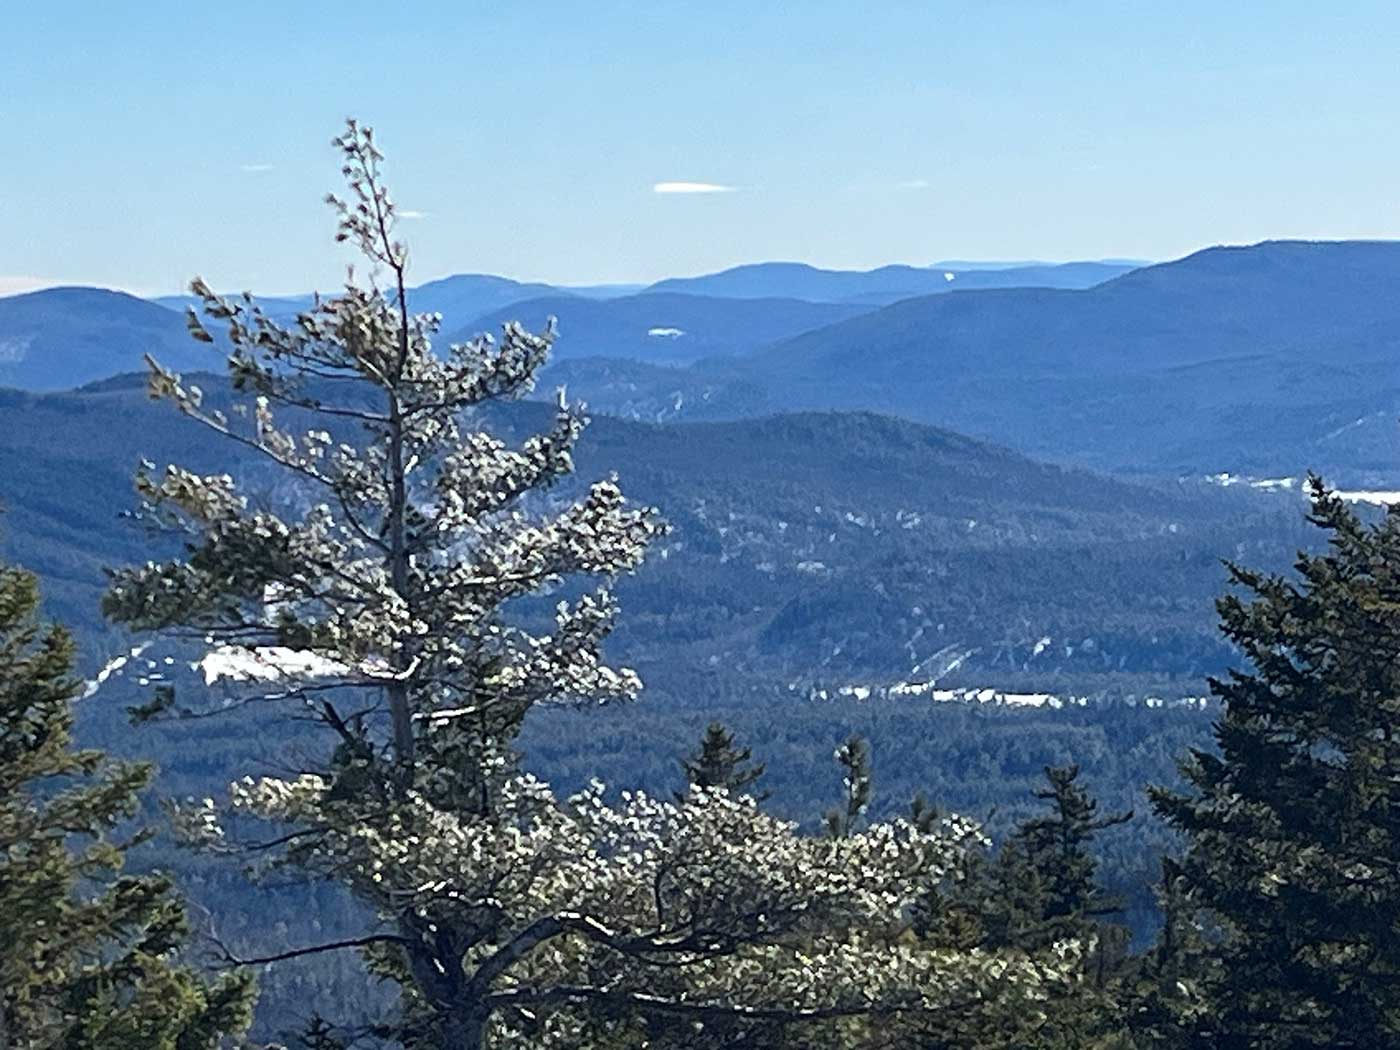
[912, 765, 1134, 1047]
[1123, 860, 1218, 1050]
[0, 561, 254, 1049]
[676, 721, 766, 800]
[1152, 478, 1400, 1048]
[917, 764, 1130, 957]
[991, 764, 1132, 955]
[825, 735, 873, 838]
[104, 122, 1076, 1049]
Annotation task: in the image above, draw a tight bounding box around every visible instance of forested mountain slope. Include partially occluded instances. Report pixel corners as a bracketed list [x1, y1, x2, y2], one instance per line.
[557, 241, 1400, 478]
[0, 374, 1308, 694]
[450, 291, 873, 364]
[0, 287, 223, 390]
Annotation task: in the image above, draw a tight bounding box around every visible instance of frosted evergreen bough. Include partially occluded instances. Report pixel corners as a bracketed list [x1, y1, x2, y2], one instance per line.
[105, 120, 1081, 1049]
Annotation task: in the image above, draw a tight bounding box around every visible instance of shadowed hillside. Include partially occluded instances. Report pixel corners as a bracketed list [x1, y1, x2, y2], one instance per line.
[452, 292, 874, 364]
[1, 373, 1307, 693]
[0, 288, 221, 390]
[558, 241, 1400, 478]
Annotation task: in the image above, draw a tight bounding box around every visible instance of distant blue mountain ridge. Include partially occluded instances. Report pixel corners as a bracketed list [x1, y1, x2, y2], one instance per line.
[643, 260, 1139, 303]
[549, 240, 1400, 479]
[0, 287, 224, 393]
[4, 258, 1139, 390]
[150, 258, 1139, 331]
[14, 243, 1400, 482]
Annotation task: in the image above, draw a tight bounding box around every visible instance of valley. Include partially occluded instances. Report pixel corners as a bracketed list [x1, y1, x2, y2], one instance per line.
[0, 244, 1391, 1040]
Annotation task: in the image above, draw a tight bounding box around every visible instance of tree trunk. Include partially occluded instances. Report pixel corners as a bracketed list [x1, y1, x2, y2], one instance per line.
[385, 394, 415, 777]
[401, 925, 491, 1050]
[439, 1004, 491, 1050]
[386, 257, 416, 777]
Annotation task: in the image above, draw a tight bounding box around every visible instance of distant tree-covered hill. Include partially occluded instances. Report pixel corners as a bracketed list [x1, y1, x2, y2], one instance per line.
[0, 288, 222, 391]
[642, 260, 1136, 303]
[0, 374, 1309, 694]
[560, 241, 1400, 479]
[27, 243, 1400, 480]
[451, 292, 874, 364]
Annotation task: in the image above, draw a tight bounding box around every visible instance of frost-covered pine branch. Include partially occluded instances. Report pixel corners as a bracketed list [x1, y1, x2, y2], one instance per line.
[105, 120, 1081, 1049]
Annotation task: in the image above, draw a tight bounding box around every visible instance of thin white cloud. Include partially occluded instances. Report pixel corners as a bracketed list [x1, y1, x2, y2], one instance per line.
[652, 181, 736, 195]
[399, 210, 429, 219]
[897, 178, 931, 190]
[240, 163, 275, 173]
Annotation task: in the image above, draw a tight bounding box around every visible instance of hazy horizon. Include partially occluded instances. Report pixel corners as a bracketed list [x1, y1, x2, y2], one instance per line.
[1, 254, 1164, 301]
[9, 2, 1400, 294]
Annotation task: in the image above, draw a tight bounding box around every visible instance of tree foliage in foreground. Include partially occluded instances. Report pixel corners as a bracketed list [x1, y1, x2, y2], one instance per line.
[1152, 479, 1400, 1048]
[103, 122, 1083, 1049]
[0, 561, 254, 1050]
[992, 765, 1132, 958]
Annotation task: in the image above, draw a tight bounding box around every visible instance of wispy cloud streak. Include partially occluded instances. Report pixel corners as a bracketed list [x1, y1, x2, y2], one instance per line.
[652, 181, 736, 195]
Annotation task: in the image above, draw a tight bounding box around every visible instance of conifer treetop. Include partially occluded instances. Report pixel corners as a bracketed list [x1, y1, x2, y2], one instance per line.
[105, 120, 664, 794]
[104, 121, 1084, 1049]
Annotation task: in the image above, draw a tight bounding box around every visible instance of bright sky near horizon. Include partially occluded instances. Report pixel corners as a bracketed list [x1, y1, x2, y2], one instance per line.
[5, 1, 1400, 295]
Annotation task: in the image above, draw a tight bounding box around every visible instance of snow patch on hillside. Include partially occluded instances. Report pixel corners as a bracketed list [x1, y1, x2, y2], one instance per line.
[1206, 472, 1298, 491]
[198, 646, 353, 686]
[0, 335, 34, 363]
[82, 643, 151, 699]
[1206, 472, 1400, 506]
[800, 679, 1211, 711]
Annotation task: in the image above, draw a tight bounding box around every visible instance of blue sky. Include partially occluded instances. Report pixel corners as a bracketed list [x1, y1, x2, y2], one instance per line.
[5, 1, 1400, 294]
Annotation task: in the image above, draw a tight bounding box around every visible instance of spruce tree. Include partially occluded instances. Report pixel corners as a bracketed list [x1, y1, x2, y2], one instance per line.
[1123, 860, 1218, 1049]
[990, 764, 1132, 955]
[912, 765, 1134, 1047]
[1152, 478, 1400, 1048]
[677, 721, 765, 800]
[0, 561, 254, 1049]
[917, 764, 1130, 957]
